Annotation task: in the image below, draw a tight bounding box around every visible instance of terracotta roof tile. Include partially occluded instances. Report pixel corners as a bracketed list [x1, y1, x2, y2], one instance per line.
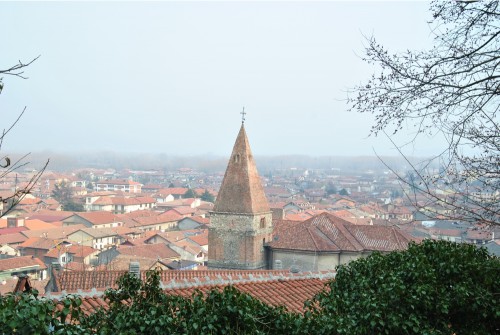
[48, 271, 334, 314]
[0, 232, 28, 245]
[70, 212, 121, 225]
[22, 224, 87, 239]
[270, 212, 413, 253]
[0, 255, 47, 271]
[19, 237, 60, 250]
[0, 226, 28, 235]
[117, 243, 180, 260]
[96, 179, 141, 186]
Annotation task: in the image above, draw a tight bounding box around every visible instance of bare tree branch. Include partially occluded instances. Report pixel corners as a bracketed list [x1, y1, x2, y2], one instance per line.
[0, 56, 49, 218]
[349, 0, 500, 225]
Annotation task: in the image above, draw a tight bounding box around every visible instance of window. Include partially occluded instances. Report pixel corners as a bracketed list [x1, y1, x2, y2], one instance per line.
[260, 217, 266, 228]
[234, 154, 240, 163]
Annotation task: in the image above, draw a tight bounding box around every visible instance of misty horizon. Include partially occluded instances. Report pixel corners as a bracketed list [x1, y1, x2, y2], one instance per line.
[1, 1, 448, 159]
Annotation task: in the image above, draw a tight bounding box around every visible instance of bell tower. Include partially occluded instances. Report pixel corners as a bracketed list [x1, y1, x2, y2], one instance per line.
[208, 119, 272, 269]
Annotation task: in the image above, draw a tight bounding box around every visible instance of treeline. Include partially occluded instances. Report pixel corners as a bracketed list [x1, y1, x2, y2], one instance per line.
[5, 151, 432, 174]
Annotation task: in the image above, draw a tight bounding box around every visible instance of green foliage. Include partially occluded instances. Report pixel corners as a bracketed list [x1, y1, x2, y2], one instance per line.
[309, 240, 500, 335]
[325, 182, 338, 196]
[84, 269, 302, 335]
[200, 189, 215, 202]
[183, 188, 197, 199]
[0, 290, 86, 334]
[62, 201, 84, 212]
[2, 241, 498, 334]
[338, 188, 349, 196]
[52, 181, 84, 212]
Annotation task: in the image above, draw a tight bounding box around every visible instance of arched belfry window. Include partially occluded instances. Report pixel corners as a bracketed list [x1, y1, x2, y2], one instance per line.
[234, 154, 240, 163]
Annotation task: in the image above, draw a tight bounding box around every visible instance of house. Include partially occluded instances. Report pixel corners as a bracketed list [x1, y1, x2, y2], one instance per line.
[67, 228, 122, 250]
[21, 225, 87, 240]
[165, 259, 199, 270]
[169, 239, 206, 265]
[141, 184, 164, 194]
[14, 196, 45, 213]
[329, 196, 356, 209]
[128, 212, 182, 232]
[44, 244, 99, 267]
[157, 188, 189, 200]
[465, 228, 494, 245]
[26, 210, 75, 223]
[0, 244, 19, 257]
[177, 216, 209, 230]
[62, 212, 123, 229]
[151, 192, 175, 204]
[18, 237, 64, 259]
[0, 256, 47, 280]
[0, 233, 28, 247]
[386, 205, 413, 221]
[94, 179, 142, 193]
[186, 230, 208, 252]
[97, 243, 180, 267]
[163, 207, 197, 218]
[87, 196, 156, 213]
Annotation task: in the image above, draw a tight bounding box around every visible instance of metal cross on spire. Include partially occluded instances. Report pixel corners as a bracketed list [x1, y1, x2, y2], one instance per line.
[240, 107, 246, 124]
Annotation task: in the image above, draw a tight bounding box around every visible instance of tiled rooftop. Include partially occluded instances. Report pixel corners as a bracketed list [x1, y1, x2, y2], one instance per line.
[69, 211, 121, 225]
[270, 212, 413, 252]
[48, 269, 335, 314]
[0, 255, 47, 271]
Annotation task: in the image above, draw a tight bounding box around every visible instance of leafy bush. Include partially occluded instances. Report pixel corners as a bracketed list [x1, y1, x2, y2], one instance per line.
[83, 270, 302, 335]
[0, 290, 85, 335]
[2, 240, 497, 334]
[310, 240, 500, 335]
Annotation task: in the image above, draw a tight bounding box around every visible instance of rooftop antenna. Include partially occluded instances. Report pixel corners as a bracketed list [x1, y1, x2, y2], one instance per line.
[240, 107, 246, 124]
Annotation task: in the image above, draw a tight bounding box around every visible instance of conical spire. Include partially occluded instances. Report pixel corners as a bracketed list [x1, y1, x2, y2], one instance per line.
[213, 124, 270, 214]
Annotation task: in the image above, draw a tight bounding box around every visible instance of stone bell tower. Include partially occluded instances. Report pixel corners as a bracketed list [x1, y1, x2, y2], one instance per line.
[208, 119, 273, 269]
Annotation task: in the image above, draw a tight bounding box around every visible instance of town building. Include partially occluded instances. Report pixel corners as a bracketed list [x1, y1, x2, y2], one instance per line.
[208, 121, 414, 271]
[208, 123, 273, 270]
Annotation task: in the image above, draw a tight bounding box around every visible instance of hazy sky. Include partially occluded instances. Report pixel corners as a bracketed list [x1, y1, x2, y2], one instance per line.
[1, 1, 442, 158]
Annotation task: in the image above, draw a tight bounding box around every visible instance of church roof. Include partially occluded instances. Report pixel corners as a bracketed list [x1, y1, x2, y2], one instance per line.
[269, 212, 413, 253]
[213, 124, 270, 214]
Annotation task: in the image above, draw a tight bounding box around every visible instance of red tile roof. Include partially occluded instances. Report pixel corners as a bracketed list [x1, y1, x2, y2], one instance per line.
[0, 232, 28, 245]
[187, 231, 208, 246]
[22, 224, 87, 239]
[96, 179, 141, 186]
[131, 213, 182, 227]
[158, 188, 189, 195]
[269, 212, 412, 253]
[0, 226, 28, 235]
[19, 237, 60, 250]
[0, 255, 47, 271]
[70, 212, 121, 225]
[117, 243, 180, 260]
[50, 269, 335, 313]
